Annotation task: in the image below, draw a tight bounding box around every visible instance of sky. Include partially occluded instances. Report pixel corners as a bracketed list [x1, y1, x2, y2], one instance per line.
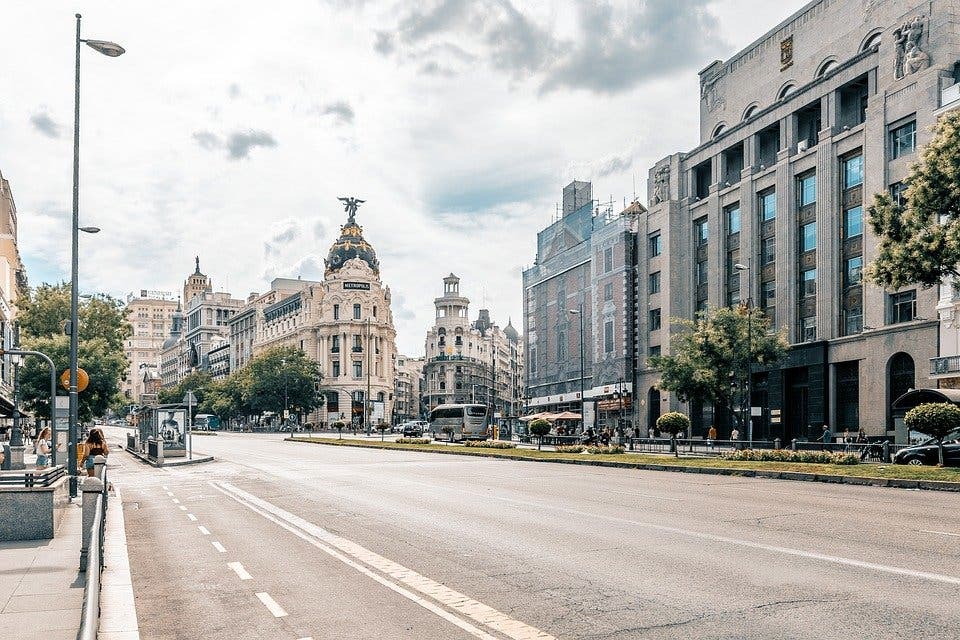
[0, 0, 807, 355]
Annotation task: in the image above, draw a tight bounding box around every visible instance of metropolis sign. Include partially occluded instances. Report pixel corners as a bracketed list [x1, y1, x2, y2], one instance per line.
[343, 282, 371, 290]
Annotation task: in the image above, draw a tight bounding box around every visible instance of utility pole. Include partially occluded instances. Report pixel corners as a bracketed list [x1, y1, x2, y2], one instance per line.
[366, 317, 372, 437]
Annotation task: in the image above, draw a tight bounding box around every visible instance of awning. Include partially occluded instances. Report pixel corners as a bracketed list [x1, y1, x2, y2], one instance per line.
[891, 388, 960, 411]
[552, 411, 582, 420]
[519, 412, 556, 422]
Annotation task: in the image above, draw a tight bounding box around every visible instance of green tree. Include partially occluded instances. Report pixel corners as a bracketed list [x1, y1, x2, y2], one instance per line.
[657, 411, 691, 457]
[17, 283, 131, 350]
[650, 306, 787, 432]
[245, 346, 323, 418]
[867, 111, 960, 289]
[528, 418, 551, 450]
[904, 402, 960, 467]
[158, 371, 213, 406]
[201, 370, 251, 423]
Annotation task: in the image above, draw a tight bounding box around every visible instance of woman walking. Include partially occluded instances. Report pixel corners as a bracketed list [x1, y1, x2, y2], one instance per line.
[83, 428, 109, 477]
[35, 427, 52, 470]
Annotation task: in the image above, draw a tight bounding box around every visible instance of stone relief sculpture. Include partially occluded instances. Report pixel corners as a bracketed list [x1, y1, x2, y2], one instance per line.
[700, 69, 725, 113]
[650, 166, 670, 206]
[894, 16, 928, 79]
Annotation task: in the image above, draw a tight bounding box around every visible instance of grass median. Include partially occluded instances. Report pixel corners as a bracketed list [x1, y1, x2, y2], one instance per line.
[287, 437, 960, 484]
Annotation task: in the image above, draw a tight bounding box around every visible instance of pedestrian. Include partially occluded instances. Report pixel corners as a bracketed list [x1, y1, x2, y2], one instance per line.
[730, 428, 740, 449]
[707, 425, 717, 449]
[856, 428, 867, 443]
[843, 429, 851, 443]
[822, 424, 832, 449]
[83, 428, 109, 477]
[648, 427, 655, 439]
[34, 427, 52, 470]
[633, 426, 640, 439]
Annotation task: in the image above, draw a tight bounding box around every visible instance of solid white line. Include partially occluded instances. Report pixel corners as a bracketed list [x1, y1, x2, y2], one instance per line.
[255, 592, 287, 617]
[921, 529, 960, 538]
[227, 562, 252, 580]
[212, 482, 548, 640]
[187, 514, 197, 522]
[198, 526, 210, 535]
[212, 541, 226, 553]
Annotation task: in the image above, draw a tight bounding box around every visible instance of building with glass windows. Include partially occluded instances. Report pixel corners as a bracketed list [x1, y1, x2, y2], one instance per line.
[637, 0, 956, 441]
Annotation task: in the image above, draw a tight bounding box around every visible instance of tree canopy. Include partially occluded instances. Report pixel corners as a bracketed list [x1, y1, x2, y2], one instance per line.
[868, 111, 960, 289]
[904, 402, 960, 466]
[649, 306, 787, 430]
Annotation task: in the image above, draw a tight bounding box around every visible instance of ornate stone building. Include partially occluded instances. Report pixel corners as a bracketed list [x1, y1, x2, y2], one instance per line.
[122, 291, 177, 402]
[394, 355, 425, 424]
[0, 170, 26, 418]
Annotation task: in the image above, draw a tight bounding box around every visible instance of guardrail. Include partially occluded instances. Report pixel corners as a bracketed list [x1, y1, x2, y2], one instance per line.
[0, 465, 66, 487]
[77, 461, 108, 640]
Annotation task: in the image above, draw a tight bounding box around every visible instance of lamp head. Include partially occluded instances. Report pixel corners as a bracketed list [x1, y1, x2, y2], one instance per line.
[80, 226, 101, 234]
[85, 40, 125, 57]
[734, 263, 748, 271]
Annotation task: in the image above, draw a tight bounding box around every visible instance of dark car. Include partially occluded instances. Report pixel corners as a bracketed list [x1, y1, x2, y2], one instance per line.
[893, 436, 960, 466]
[402, 423, 423, 437]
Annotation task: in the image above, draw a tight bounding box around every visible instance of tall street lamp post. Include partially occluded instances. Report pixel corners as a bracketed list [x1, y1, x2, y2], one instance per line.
[70, 14, 124, 497]
[569, 304, 585, 433]
[365, 317, 372, 437]
[734, 260, 754, 448]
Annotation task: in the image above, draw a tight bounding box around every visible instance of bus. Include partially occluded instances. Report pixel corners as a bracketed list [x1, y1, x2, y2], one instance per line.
[429, 404, 490, 441]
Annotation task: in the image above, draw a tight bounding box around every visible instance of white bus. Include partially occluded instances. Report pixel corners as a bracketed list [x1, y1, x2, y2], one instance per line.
[429, 404, 490, 441]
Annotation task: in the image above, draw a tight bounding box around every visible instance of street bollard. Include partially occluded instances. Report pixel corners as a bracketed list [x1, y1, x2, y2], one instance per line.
[882, 441, 890, 463]
[93, 455, 106, 481]
[774, 438, 781, 450]
[79, 476, 104, 571]
[791, 438, 797, 451]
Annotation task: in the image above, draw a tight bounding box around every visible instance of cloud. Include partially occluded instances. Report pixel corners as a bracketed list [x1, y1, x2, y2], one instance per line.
[226, 130, 276, 159]
[30, 112, 60, 138]
[228, 83, 241, 99]
[373, 31, 394, 55]
[320, 101, 355, 125]
[192, 130, 221, 150]
[313, 219, 327, 239]
[596, 154, 632, 177]
[271, 225, 299, 244]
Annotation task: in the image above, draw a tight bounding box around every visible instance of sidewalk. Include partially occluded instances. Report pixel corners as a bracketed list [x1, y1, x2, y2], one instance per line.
[0, 500, 84, 640]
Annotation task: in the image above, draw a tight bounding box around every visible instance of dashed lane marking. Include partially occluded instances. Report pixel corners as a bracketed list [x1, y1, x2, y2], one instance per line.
[198, 526, 211, 535]
[255, 592, 288, 618]
[179, 505, 187, 511]
[921, 529, 960, 538]
[228, 562, 253, 580]
[213, 481, 553, 640]
[187, 514, 198, 522]
[172, 498, 180, 504]
[212, 541, 226, 553]
[162, 485, 169, 491]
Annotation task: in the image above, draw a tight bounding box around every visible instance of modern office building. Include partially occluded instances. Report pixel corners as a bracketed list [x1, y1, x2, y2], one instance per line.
[638, 0, 955, 441]
[522, 182, 641, 432]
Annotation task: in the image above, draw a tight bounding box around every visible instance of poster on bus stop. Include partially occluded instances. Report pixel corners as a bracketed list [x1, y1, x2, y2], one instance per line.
[158, 409, 186, 449]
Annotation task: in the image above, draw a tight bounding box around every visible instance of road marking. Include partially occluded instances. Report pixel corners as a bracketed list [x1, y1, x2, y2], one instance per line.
[228, 562, 252, 580]
[213, 481, 552, 640]
[255, 592, 287, 617]
[179, 505, 187, 511]
[166, 491, 173, 497]
[187, 514, 197, 521]
[162, 485, 169, 491]
[198, 526, 210, 535]
[172, 498, 180, 504]
[212, 541, 226, 553]
[921, 529, 960, 538]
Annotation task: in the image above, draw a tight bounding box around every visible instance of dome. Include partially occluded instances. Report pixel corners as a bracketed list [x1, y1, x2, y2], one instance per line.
[325, 220, 380, 275]
[504, 318, 519, 342]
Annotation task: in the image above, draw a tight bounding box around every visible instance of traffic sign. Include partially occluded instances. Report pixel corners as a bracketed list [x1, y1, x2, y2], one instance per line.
[60, 368, 89, 392]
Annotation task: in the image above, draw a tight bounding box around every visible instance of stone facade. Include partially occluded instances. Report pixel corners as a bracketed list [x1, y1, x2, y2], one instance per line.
[0, 171, 25, 418]
[639, 0, 958, 441]
[122, 291, 177, 402]
[394, 355, 424, 423]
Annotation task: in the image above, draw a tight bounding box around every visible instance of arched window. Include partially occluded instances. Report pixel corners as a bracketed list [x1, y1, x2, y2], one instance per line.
[860, 30, 882, 52]
[742, 104, 759, 121]
[648, 387, 662, 431]
[888, 352, 915, 428]
[777, 83, 796, 101]
[712, 123, 726, 139]
[815, 58, 837, 78]
[377, 391, 385, 402]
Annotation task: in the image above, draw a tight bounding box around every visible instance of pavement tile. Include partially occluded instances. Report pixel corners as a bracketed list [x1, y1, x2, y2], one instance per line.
[2, 593, 78, 613]
[0, 607, 81, 631]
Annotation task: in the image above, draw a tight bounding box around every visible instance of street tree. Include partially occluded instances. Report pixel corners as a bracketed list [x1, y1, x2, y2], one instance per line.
[657, 411, 691, 457]
[650, 306, 787, 432]
[867, 110, 960, 289]
[244, 346, 323, 419]
[904, 402, 960, 466]
[158, 371, 213, 406]
[17, 284, 131, 351]
[201, 371, 250, 423]
[528, 418, 551, 450]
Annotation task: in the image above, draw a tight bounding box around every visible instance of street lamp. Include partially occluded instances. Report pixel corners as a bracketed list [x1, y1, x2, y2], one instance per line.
[70, 14, 124, 496]
[734, 260, 753, 448]
[365, 317, 372, 437]
[568, 305, 585, 433]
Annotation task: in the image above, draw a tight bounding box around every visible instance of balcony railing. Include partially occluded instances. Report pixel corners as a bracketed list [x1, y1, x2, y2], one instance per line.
[930, 356, 960, 376]
[942, 82, 960, 108]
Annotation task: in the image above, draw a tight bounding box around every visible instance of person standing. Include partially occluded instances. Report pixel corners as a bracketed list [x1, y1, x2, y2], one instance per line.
[822, 424, 833, 449]
[83, 428, 109, 477]
[707, 425, 717, 449]
[34, 427, 52, 470]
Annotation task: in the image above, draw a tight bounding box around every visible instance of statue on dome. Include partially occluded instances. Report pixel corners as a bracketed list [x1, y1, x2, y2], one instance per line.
[337, 196, 365, 224]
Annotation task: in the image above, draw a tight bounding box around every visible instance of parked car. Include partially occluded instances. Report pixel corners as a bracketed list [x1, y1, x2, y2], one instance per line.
[893, 433, 960, 466]
[402, 422, 424, 437]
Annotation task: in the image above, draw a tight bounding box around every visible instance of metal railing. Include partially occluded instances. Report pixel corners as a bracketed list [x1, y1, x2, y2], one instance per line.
[930, 355, 960, 375]
[0, 465, 67, 487]
[77, 464, 108, 640]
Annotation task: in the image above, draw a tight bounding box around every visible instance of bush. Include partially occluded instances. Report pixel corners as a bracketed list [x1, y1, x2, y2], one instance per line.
[656, 412, 690, 436]
[723, 449, 859, 465]
[463, 440, 515, 449]
[556, 445, 587, 453]
[397, 438, 431, 444]
[905, 402, 960, 466]
[588, 445, 626, 455]
[528, 419, 551, 436]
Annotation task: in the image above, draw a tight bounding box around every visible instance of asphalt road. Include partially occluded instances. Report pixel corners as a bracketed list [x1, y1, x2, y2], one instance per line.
[105, 429, 960, 639]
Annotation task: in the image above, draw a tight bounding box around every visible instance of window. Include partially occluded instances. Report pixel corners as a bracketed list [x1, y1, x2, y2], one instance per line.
[353, 361, 363, 377]
[649, 271, 661, 294]
[798, 173, 816, 206]
[890, 182, 908, 208]
[604, 320, 614, 353]
[649, 308, 662, 331]
[800, 269, 817, 298]
[844, 308, 863, 335]
[649, 233, 662, 257]
[800, 222, 816, 252]
[844, 257, 863, 287]
[890, 120, 917, 159]
[455, 335, 462, 346]
[694, 218, 708, 246]
[557, 330, 566, 360]
[332, 304, 339, 320]
[760, 190, 776, 221]
[889, 290, 916, 324]
[353, 334, 363, 351]
[761, 236, 776, 265]
[604, 247, 613, 273]
[760, 281, 776, 315]
[331, 335, 340, 353]
[353, 303, 361, 320]
[800, 316, 817, 342]
[843, 154, 863, 189]
[604, 282, 613, 302]
[373, 305, 377, 318]
[725, 204, 741, 234]
[696, 260, 708, 286]
[844, 206, 863, 238]
[332, 361, 340, 377]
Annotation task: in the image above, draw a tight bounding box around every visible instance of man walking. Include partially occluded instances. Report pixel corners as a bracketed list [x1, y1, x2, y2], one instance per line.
[822, 424, 833, 450]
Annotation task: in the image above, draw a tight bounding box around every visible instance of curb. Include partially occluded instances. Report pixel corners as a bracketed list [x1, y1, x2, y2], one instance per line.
[286, 438, 960, 493]
[99, 482, 140, 639]
[124, 447, 214, 467]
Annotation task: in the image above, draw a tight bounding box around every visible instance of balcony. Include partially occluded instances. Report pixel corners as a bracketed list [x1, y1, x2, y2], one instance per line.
[352, 346, 363, 353]
[942, 83, 960, 109]
[930, 356, 960, 377]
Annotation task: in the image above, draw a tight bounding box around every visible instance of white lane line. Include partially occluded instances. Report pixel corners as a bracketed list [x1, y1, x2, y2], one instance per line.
[187, 514, 198, 522]
[227, 562, 252, 580]
[213, 482, 547, 640]
[212, 541, 226, 553]
[255, 592, 287, 618]
[162, 485, 169, 491]
[179, 505, 187, 511]
[921, 529, 960, 538]
[198, 525, 211, 535]
[165, 491, 173, 497]
[172, 498, 180, 504]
